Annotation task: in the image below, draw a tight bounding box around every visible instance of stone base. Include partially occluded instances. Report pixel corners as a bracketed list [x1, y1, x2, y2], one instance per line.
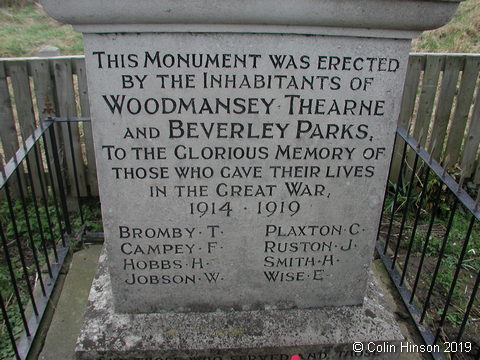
[76, 248, 403, 360]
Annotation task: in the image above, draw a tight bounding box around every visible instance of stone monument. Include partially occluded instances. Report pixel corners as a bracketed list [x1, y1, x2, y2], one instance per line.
[40, 1, 462, 359]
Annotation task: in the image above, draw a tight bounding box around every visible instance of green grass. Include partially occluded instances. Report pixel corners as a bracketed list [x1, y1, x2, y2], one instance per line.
[0, 1, 479, 57]
[412, 0, 480, 53]
[0, 5, 83, 57]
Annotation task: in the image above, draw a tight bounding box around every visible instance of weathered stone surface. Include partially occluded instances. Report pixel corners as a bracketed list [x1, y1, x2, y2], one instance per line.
[80, 31, 410, 313]
[41, 0, 461, 34]
[76, 248, 403, 360]
[39, 0, 462, 315]
[37, 45, 60, 57]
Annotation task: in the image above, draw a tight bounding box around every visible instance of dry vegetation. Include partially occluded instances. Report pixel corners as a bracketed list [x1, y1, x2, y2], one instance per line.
[0, 1, 479, 58]
[0, 3, 83, 57]
[412, 0, 480, 53]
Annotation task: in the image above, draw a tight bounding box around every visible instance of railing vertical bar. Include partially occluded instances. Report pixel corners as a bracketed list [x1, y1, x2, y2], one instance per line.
[409, 184, 442, 302]
[0, 215, 30, 337]
[3, 179, 38, 316]
[385, 140, 409, 254]
[42, 128, 66, 246]
[32, 132, 59, 262]
[377, 135, 398, 241]
[0, 291, 21, 360]
[434, 215, 476, 344]
[455, 269, 479, 343]
[420, 197, 458, 322]
[14, 152, 47, 297]
[48, 122, 72, 235]
[400, 167, 431, 285]
[392, 152, 419, 268]
[24, 138, 53, 278]
[66, 121, 85, 224]
[376, 242, 446, 360]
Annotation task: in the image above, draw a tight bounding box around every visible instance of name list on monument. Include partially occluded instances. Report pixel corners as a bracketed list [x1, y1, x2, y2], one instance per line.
[84, 32, 408, 313]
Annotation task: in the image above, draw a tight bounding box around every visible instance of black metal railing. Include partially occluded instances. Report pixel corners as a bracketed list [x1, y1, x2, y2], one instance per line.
[1, 119, 479, 359]
[0, 118, 89, 360]
[378, 125, 480, 360]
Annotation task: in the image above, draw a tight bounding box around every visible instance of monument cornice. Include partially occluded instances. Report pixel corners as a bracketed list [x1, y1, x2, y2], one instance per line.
[41, 0, 462, 37]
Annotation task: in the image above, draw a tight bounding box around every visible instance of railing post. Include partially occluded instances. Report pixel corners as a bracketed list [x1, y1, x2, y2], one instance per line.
[48, 120, 72, 235]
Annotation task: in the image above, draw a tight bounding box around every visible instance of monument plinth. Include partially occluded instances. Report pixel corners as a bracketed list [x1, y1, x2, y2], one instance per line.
[40, 0, 461, 358]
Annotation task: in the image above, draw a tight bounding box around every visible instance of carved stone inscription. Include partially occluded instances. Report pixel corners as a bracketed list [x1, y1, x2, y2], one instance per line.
[83, 33, 409, 313]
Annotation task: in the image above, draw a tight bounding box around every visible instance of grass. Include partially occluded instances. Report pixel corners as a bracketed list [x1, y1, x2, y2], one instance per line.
[0, 4, 83, 57]
[0, 1, 479, 57]
[412, 0, 480, 53]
